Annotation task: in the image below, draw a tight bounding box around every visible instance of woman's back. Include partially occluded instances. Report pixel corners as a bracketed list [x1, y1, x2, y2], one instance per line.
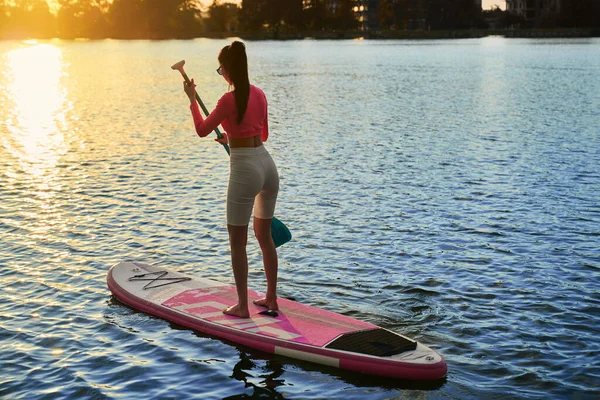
[191, 84, 268, 142]
[219, 85, 268, 141]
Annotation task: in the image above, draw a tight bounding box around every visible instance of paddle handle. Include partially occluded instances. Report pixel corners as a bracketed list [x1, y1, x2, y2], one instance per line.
[181, 71, 230, 155]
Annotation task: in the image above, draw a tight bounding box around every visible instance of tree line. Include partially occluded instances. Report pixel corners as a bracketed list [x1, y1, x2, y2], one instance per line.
[482, 0, 600, 30]
[0, 0, 204, 39]
[0, 0, 598, 40]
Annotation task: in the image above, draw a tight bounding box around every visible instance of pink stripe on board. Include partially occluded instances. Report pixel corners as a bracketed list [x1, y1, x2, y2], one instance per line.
[163, 286, 376, 347]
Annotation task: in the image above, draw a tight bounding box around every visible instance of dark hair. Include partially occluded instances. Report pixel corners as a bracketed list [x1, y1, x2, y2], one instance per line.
[218, 41, 249, 125]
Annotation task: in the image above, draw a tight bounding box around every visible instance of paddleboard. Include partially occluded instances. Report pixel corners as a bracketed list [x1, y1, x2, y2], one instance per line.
[107, 261, 447, 380]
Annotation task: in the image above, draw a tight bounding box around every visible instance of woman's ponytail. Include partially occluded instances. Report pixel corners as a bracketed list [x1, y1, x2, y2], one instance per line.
[219, 41, 250, 125]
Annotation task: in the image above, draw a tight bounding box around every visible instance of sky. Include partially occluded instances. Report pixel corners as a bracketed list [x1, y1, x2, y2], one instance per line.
[483, 0, 506, 10]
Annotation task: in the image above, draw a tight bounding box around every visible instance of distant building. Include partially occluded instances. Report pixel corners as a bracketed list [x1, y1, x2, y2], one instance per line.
[302, 0, 378, 31]
[406, 0, 428, 30]
[303, 0, 485, 32]
[302, 0, 346, 13]
[351, 0, 426, 31]
[401, 0, 482, 31]
[506, 0, 562, 25]
[351, 0, 379, 31]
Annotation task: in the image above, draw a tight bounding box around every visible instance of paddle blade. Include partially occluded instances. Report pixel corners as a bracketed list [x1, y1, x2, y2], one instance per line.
[271, 217, 291, 248]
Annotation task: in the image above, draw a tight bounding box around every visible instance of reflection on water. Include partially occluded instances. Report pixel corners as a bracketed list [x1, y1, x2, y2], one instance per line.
[4, 42, 69, 177]
[2, 42, 71, 240]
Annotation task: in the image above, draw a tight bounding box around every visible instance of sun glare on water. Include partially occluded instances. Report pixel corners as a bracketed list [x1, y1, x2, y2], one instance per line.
[2, 42, 74, 240]
[4, 42, 70, 184]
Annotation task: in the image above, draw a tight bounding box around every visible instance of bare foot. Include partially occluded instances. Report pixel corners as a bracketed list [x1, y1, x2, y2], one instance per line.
[222, 304, 249, 318]
[253, 297, 279, 310]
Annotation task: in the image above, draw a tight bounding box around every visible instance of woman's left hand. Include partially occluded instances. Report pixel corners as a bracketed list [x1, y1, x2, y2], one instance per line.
[214, 132, 228, 145]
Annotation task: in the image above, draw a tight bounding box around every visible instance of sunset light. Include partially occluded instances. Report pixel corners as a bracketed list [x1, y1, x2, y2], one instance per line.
[0, 0, 599, 398]
[3, 43, 69, 183]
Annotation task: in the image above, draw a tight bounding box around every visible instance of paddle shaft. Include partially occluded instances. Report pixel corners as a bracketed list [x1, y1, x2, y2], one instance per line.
[180, 70, 230, 155]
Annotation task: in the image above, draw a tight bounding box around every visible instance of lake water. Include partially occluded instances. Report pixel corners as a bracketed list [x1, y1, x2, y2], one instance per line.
[1, 37, 599, 399]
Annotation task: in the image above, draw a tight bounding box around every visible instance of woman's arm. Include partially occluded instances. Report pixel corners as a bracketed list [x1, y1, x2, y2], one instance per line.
[190, 96, 230, 138]
[184, 79, 231, 138]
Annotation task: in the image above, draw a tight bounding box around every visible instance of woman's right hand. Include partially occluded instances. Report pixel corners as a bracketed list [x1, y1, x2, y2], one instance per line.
[183, 78, 196, 101]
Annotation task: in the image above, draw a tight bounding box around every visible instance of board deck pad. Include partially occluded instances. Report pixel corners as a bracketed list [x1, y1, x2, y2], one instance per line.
[326, 328, 417, 357]
[162, 285, 376, 346]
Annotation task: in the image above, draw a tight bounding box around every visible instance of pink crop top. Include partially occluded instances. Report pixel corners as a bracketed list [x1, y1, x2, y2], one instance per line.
[190, 84, 268, 141]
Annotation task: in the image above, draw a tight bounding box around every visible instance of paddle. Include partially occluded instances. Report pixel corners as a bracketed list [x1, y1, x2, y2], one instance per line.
[171, 60, 292, 248]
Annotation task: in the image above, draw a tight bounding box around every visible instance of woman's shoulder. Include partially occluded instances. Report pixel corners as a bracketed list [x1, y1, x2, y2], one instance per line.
[250, 84, 265, 94]
[219, 90, 235, 101]
[217, 91, 235, 107]
[250, 85, 267, 100]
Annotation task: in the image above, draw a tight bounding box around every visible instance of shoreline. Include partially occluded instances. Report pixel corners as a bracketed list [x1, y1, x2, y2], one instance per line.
[239, 28, 599, 40]
[1, 28, 598, 41]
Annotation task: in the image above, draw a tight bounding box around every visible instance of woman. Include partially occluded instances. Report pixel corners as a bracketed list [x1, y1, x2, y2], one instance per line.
[183, 41, 279, 318]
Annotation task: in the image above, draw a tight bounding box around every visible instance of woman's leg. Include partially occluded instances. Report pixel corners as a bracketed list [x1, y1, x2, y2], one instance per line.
[252, 217, 279, 310]
[223, 224, 250, 318]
